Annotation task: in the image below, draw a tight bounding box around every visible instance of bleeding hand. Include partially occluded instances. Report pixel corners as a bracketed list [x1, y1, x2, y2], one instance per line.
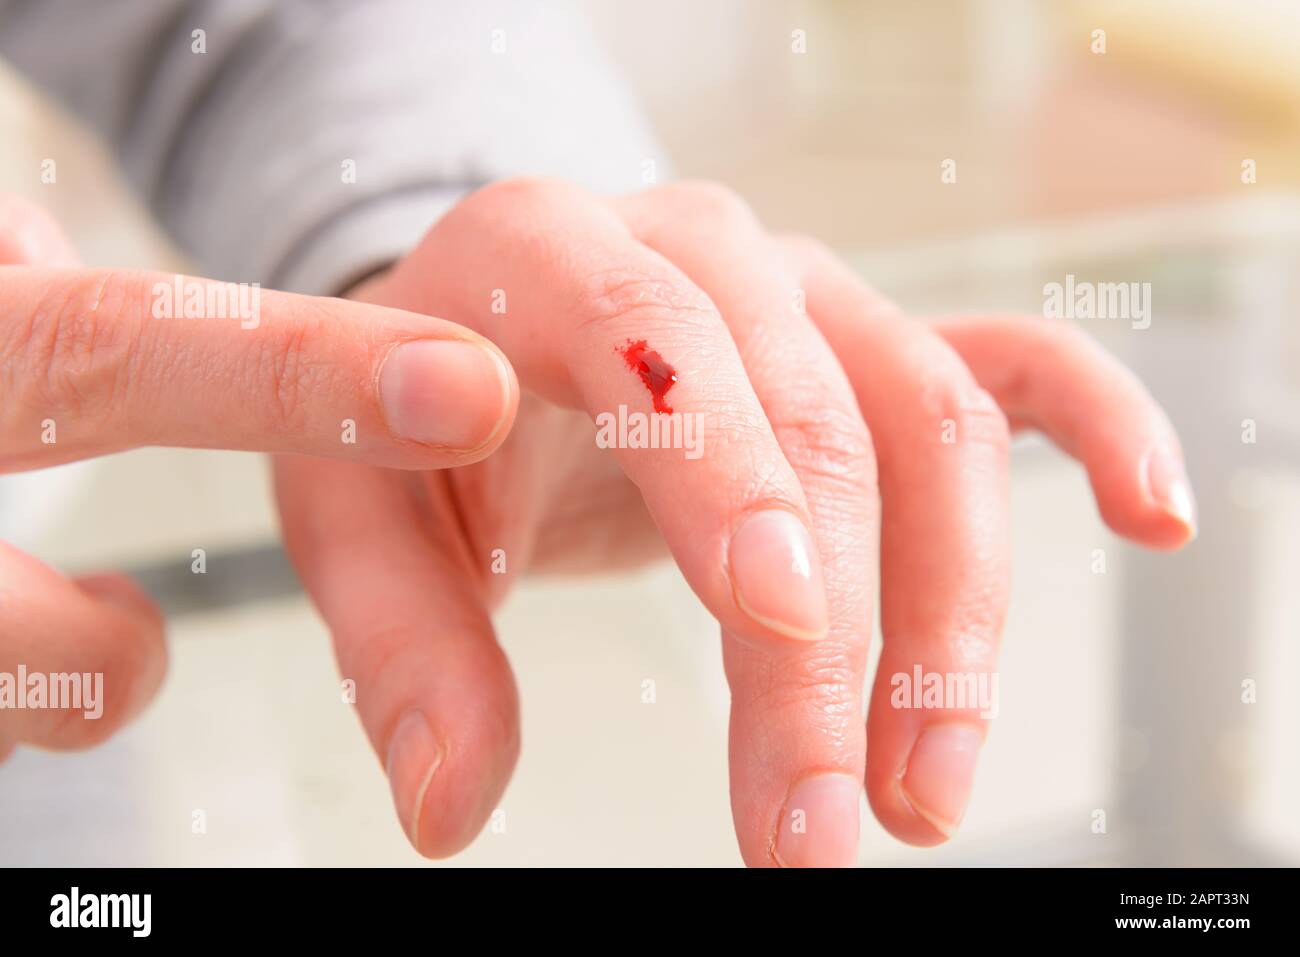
[274, 178, 1196, 866]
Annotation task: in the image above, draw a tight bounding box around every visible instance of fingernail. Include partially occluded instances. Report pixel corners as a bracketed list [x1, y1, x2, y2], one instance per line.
[386, 711, 443, 852]
[728, 509, 828, 641]
[1144, 447, 1197, 539]
[379, 339, 510, 449]
[900, 723, 984, 838]
[773, 772, 861, 868]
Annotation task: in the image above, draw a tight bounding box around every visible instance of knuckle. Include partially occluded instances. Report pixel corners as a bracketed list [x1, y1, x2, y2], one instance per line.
[342, 623, 518, 752]
[739, 644, 863, 731]
[1, 270, 142, 424]
[777, 403, 878, 496]
[659, 180, 756, 229]
[953, 387, 1010, 451]
[343, 625, 411, 699]
[251, 320, 316, 432]
[914, 360, 1010, 452]
[335, 624, 433, 735]
[578, 266, 720, 335]
[470, 175, 575, 218]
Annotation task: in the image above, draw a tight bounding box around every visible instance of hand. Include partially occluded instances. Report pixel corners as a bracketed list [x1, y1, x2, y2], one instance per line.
[274, 178, 1196, 865]
[0, 195, 517, 760]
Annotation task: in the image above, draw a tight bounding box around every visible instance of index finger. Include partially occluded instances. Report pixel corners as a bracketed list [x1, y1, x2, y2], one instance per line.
[0, 267, 518, 471]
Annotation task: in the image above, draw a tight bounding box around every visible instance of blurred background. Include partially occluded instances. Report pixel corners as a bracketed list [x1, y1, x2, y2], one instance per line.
[1, 0, 1298, 866]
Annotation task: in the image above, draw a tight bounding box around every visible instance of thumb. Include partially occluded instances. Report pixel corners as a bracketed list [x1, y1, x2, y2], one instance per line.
[274, 454, 520, 857]
[0, 267, 518, 472]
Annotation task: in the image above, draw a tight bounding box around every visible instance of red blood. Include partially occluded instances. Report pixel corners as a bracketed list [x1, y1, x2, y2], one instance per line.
[617, 339, 678, 414]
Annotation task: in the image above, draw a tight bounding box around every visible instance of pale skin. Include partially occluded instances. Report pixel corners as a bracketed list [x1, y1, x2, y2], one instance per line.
[0, 184, 1195, 865]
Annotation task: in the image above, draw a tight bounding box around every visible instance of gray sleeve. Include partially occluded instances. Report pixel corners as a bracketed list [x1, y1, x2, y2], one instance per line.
[0, 0, 666, 293]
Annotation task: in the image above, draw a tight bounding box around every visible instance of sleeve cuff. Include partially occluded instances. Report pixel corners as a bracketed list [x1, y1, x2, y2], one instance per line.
[268, 184, 469, 296]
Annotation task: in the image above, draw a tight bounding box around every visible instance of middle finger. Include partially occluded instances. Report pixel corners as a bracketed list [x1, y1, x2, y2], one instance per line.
[616, 183, 877, 868]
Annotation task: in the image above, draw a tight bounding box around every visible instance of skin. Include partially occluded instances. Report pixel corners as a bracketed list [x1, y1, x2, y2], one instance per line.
[0, 184, 1195, 866]
[0, 193, 518, 756]
[280, 178, 1196, 865]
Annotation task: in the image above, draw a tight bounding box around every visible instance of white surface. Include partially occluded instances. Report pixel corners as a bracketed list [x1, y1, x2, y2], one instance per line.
[1, 448, 1125, 867]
